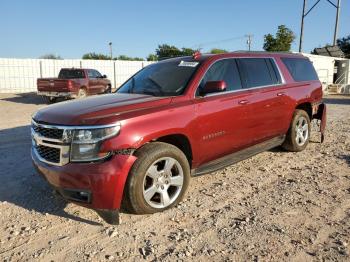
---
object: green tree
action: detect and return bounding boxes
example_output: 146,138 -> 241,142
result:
210,48 -> 229,54
39,54 -> 62,59
116,55 -> 144,61
156,44 -> 182,59
147,54 -> 158,61
263,25 -> 295,52
82,52 -> 110,60
181,47 -> 196,56
337,35 -> 350,58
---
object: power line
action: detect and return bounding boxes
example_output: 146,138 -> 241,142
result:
191,36 -> 246,50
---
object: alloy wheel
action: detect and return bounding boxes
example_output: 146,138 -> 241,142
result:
142,157 -> 184,209
295,116 -> 309,146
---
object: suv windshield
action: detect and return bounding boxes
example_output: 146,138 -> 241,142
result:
117,59 -> 200,96
58,69 -> 85,79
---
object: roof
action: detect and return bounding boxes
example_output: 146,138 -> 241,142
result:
158,51 -> 305,63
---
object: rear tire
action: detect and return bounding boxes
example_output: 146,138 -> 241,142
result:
282,109 -> 311,152
43,96 -> 57,104
123,142 -> 190,215
78,88 -> 87,98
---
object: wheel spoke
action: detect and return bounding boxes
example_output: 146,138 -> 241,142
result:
296,119 -> 301,128
299,135 -> 305,144
160,190 -> 171,206
147,165 -> 159,180
302,124 -> 308,132
169,175 -> 183,186
164,158 -> 176,173
144,185 -> 157,201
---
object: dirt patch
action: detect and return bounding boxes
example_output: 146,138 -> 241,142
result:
0,93 -> 349,261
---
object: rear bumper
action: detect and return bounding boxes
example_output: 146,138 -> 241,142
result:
32,148 -> 137,210
313,102 -> 327,142
37,91 -> 77,98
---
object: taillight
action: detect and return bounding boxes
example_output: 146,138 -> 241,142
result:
67,80 -> 73,89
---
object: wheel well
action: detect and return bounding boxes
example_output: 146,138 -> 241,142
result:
155,134 -> 193,167
296,103 -> 312,119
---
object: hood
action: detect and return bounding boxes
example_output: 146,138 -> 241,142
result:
34,93 -> 172,125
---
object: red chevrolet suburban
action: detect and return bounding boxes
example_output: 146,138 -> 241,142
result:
31,52 -> 326,224
37,68 -> 112,103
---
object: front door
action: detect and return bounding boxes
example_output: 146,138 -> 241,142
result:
87,70 -> 100,94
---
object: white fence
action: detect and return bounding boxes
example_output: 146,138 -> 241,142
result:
0,58 -> 154,93
1,55 -> 347,93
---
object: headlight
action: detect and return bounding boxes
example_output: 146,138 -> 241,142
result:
70,124 -> 120,162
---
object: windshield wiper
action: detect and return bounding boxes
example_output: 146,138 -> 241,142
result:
142,90 -> 158,96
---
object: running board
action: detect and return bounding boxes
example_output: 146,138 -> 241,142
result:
193,135 -> 285,176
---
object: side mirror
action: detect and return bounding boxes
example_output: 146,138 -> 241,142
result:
202,80 -> 227,95
103,75 -> 107,78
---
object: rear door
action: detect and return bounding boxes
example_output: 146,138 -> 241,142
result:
193,59 -> 253,164
236,57 -> 290,142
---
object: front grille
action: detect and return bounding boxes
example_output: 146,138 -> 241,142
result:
32,124 -> 63,139
36,145 -> 61,164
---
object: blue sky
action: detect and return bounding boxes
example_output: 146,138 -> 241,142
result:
0,0 -> 349,59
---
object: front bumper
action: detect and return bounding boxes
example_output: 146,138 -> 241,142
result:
37,91 -> 77,98
32,148 -> 137,211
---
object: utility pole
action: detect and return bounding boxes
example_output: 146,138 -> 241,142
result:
299,0 -> 307,52
299,0 -> 341,52
109,42 -> 113,60
245,34 -> 253,51
333,0 -> 341,45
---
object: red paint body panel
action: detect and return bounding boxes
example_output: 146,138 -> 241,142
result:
32,149 -> 136,209
32,52 -> 326,214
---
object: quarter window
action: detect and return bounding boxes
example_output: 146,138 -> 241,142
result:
197,59 -> 242,95
238,58 -> 279,88
281,57 -> 319,82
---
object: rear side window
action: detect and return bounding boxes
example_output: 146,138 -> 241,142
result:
281,58 -> 319,82
58,69 -> 85,79
237,58 -> 280,88
197,59 -> 242,95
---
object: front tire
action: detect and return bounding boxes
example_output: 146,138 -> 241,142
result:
105,85 -> 112,94
123,142 -> 190,214
282,109 -> 311,152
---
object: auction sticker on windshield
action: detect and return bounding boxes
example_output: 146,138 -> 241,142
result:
178,61 -> 199,67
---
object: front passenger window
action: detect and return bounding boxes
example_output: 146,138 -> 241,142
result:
197,59 -> 242,96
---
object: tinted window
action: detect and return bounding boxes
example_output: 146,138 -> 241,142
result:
197,59 -> 242,95
117,59 -> 200,96
94,70 -> 102,78
238,58 -> 276,88
58,69 -> 85,79
87,70 -> 95,78
281,57 -> 319,82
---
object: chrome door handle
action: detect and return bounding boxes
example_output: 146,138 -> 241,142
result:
238,100 -> 249,105
277,92 -> 285,97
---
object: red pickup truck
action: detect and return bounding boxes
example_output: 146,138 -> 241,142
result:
37,68 -> 111,103
31,52 -> 326,224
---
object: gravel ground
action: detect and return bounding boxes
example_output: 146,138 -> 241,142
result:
0,93 -> 349,262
